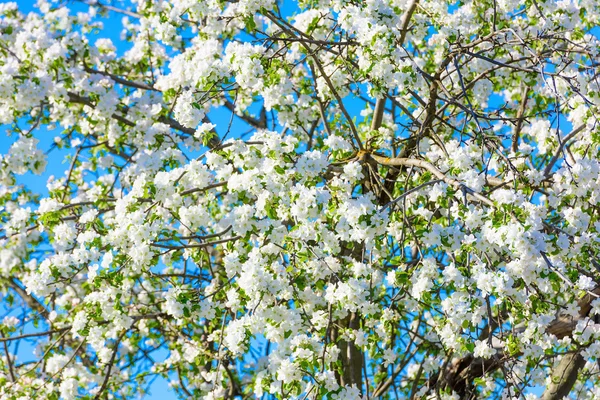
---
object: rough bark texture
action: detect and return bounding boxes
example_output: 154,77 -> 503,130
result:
332,244 -> 365,391
541,352 -> 585,400
339,312 -> 363,388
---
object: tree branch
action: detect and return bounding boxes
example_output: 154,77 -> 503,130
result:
368,154 -> 495,207
541,352 -> 585,400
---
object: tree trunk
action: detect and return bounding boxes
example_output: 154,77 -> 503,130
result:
541,352 -> 585,400
338,312 -> 363,389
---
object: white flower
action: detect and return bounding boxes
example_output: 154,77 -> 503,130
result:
38,198 -> 61,214
182,342 -> 200,360
174,90 -> 205,129
71,311 -> 88,338
342,161 -> 363,182
490,189 -> 517,205
195,122 -> 216,139
2,315 -> 18,328
473,340 -> 496,359
331,385 -> 363,400
577,275 -> 595,291
224,318 -> 247,355
79,209 -> 98,224
428,182 -> 447,203
7,136 -> 47,175
276,359 -> 300,384
325,135 -> 352,152
383,347 -> 397,367
59,377 -> 78,400
296,150 -> 328,178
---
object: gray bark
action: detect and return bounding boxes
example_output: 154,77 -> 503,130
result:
541,352 -> 585,400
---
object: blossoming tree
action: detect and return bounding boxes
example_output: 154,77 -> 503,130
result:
1,0 -> 600,398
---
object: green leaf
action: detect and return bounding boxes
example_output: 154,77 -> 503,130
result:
244,15 -> 256,32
